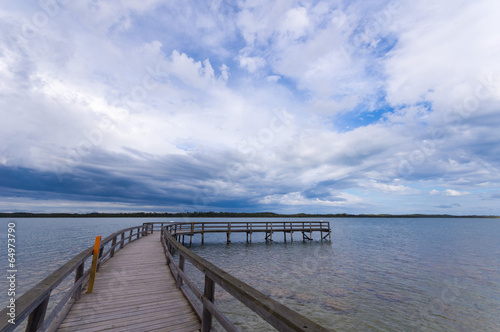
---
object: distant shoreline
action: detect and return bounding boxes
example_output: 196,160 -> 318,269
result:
1,212 -> 499,218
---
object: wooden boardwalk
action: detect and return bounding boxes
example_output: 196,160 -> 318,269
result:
57,234 -> 200,332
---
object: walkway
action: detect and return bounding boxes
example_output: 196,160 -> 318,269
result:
58,234 -> 200,332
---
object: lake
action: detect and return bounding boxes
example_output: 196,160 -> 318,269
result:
1,217 -> 499,331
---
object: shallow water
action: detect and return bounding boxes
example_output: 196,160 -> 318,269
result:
1,217 -> 499,331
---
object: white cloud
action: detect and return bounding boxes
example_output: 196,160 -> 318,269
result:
238,55 -> 266,73
364,180 -> 420,194
430,189 -> 470,196
279,7 -> 310,39
385,0 -> 500,112
259,191 -> 363,207
1,1 -> 499,214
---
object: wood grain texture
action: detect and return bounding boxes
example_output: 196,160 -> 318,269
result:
58,234 -> 200,332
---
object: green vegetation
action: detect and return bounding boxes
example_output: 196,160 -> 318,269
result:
0,212 -> 498,218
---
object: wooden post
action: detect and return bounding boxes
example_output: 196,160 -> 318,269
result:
129,229 -> 133,243
26,295 -> 50,332
87,236 -> 101,294
97,244 -> 104,271
73,262 -> 84,300
250,223 -> 252,243
137,227 -> 140,239
176,255 -> 185,288
290,222 -> 293,243
120,232 -> 125,249
227,222 -> 231,243
110,236 -> 117,257
201,223 -> 205,245
190,222 -> 194,246
246,222 -> 249,243
283,222 -> 286,243
202,275 -> 215,332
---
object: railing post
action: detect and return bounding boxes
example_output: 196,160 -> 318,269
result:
73,262 -> 84,300
201,223 -> 205,244
26,295 -> 50,332
270,222 -> 273,242
283,222 -> 286,242
265,222 -> 268,242
120,232 -> 125,249
137,227 -> 140,239
97,243 -> 104,271
110,236 -> 117,257
176,255 -> 185,288
88,236 -> 101,293
201,275 -> 215,332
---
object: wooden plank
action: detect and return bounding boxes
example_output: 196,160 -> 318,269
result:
164,232 -> 332,332
58,234 -> 200,331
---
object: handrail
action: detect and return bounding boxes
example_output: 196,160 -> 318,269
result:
161,226 -> 332,332
145,221 -> 332,244
145,221 -> 330,235
145,221 -> 330,231
0,224 -> 152,332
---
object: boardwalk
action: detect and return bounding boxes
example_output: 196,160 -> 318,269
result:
58,234 -> 200,332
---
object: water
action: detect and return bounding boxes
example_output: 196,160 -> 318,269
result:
1,218 -> 499,331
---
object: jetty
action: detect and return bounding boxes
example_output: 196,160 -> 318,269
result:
0,221 -> 332,332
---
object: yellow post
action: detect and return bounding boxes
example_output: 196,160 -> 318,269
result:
87,236 -> 101,294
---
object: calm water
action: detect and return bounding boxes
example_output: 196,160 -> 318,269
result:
1,218 -> 499,331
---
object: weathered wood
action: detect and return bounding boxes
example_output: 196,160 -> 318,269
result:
120,232 -> 125,249
26,295 -> 50,332
43,271 -> 90,331
201,223 -> 205,244
58,234 -> 200,332
201,296 -> 238,332
0,225 -> 150,332
73,262 -> 84,301
201,276 -> 215,332
163,231 -> 332,332
177,254 -> 185,288
110,236 -> 117,257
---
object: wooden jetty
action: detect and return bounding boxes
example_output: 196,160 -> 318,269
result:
57,233 -> 200,332
144,220 -> 332,246
0,221 -> 332,332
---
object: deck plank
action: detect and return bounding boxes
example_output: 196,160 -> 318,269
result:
58,234 -> 200,332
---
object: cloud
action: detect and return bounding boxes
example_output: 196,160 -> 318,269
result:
430,189 -> 470,196
0,1 -> 499,214
435,204 -> 461,209
259,191 -> 362,207
363,180 -> 420,194
238,55 -> 266,73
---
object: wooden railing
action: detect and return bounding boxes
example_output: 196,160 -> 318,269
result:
161,225 -> 332,332
0,224 -> 152,332
145,221 -> 331,244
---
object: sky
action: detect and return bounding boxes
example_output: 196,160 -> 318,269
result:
1,0 -> 499,214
